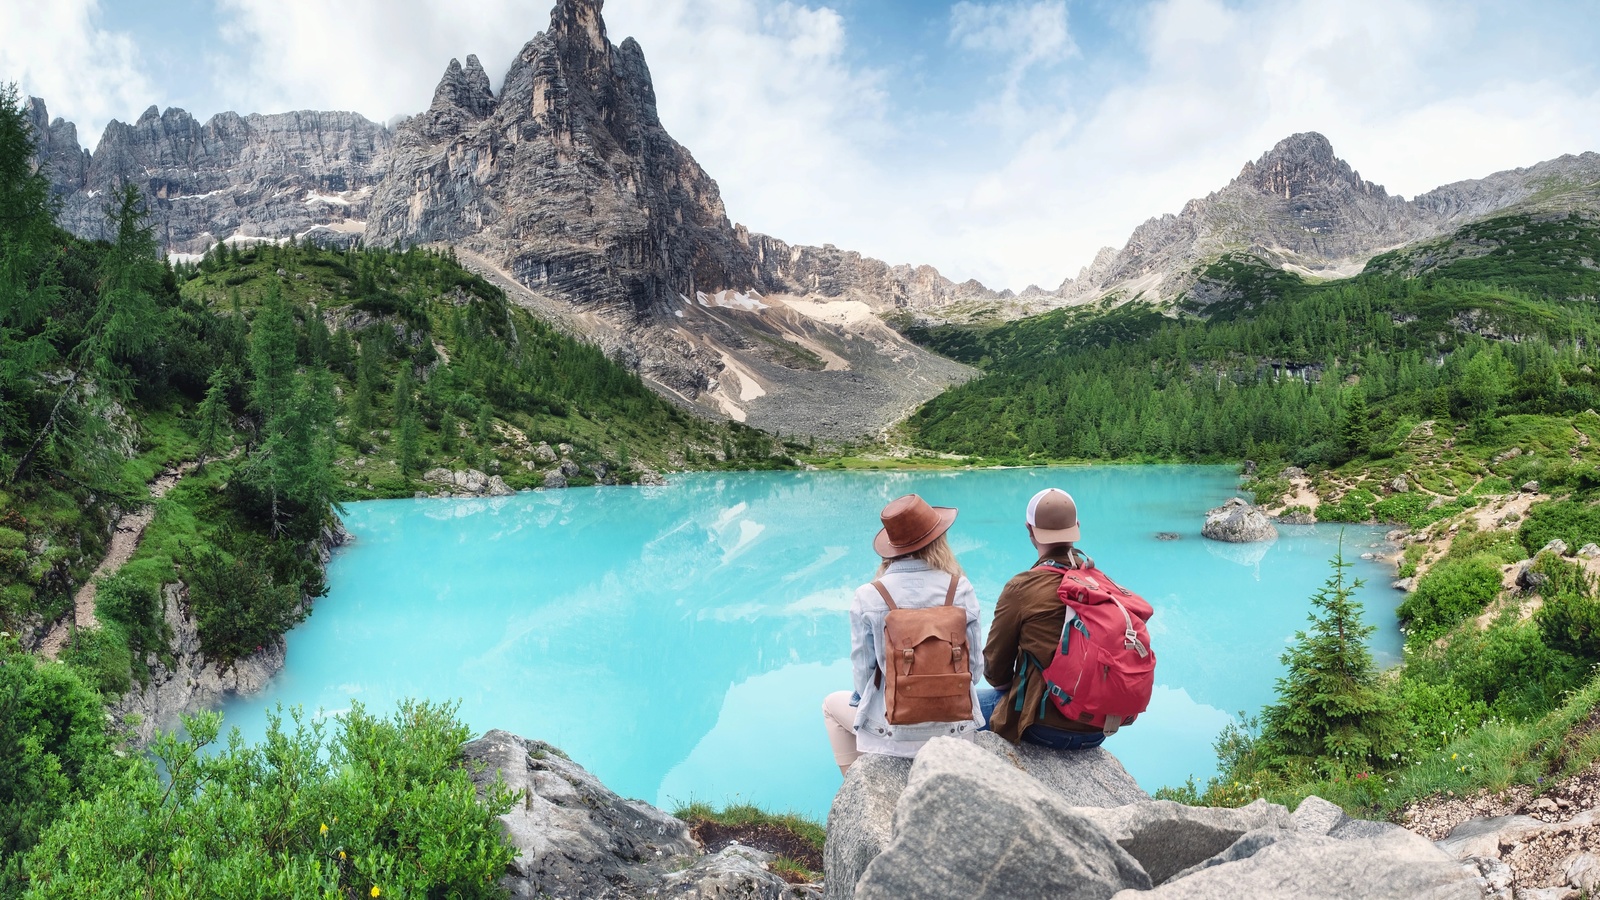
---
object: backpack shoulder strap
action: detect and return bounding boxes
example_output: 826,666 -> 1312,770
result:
943,574 -> 958,606
870,580 -> 899,611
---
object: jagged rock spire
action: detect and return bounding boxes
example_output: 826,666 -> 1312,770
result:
548,0 -> 610,68
431,56 -> 496,118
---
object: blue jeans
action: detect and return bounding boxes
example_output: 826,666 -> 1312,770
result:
976,686 -> 1107,751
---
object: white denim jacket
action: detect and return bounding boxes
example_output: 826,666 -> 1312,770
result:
849,558 -> 985,753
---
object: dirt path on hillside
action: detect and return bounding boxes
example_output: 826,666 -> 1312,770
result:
37,461 -> 198,660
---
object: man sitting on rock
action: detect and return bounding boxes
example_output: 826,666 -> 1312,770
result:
978,487 -> 1154,750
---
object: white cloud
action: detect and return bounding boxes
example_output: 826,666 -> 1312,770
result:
927,0 -> 1600,289
951,0 -> 1074,68
0,0 -> 155,144
599,0 -> 889,244
212,0 -> 553,120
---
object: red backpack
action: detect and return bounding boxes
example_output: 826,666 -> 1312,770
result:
1028,553 -> 1156,735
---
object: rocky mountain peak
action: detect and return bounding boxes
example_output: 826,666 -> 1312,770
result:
430,55 -> 496,119
1234,131 -> 1386,201
550,0 -> 609,61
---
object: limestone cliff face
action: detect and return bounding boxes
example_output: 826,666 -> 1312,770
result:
30,98 -> 390,252
367,0 -> 752,320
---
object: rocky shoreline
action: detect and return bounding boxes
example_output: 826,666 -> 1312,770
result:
107,519 -> 348,744
460,728 -> 1497,899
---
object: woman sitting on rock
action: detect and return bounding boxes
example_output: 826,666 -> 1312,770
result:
822,494 -> 985,776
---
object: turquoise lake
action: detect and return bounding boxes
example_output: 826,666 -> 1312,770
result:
217,467 -> 1399,820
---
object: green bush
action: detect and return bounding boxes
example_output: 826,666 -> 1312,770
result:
1520,499 -> 1600,554
1534,556 -> 1600,659
1393,678 -> 1492,755
58,626 -> 132,697
22,701 -> 515,899
1371,491 -> 1430,526
1398,556 -> 1505,643
1318,488 -> 1378,523
185,545 -> 299,662
1408,614 -> 1588,721
0,637 -> 120,898
94,573 -> 165,674
1446,526 -> 1526,564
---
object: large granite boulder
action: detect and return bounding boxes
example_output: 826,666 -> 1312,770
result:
463,729 -> 797,899
1202,497 -> 1279,543
854,739 -> 1150,899
827,736 -> 1478,900
824,733 -> 1147,899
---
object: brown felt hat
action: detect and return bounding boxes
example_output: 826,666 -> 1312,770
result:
874,493 -> 958,559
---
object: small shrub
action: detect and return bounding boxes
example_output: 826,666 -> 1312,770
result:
22,700 -> 516,898
1371,492 -> 1430,526
1398,555 -> 1504,643
1446,525 -> 1526,564
185,545 -> 299,662
1520,500 -> 1600,554
95,572 -> 165,668
59,625 -> 132,697
1319,488 -> 1378,523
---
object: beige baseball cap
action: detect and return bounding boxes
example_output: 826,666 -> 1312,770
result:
1026,488 -> 1081,543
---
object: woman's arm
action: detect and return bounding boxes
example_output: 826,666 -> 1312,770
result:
848,587 -> 877,701
958,576 -> 985,685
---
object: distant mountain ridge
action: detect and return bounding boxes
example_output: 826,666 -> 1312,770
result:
22,0 -> 1600,433
1054,133 -> 1600,307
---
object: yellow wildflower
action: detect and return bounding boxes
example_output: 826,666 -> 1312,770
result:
339,851 -> 347,861
1451,753 -> 1457,760
371,888 -> 381,898
320,823 -> 329,836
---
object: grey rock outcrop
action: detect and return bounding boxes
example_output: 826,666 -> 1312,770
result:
856,738 -> 1150,900
825,732 -> 1147,900
829,737 -> 1476,900
1112,830 -> 1481,899
1202,498 -> 1279,543
29,98 -> 388,253
463,729 -> 799,899
1074,798 -> 1293,884
108,584 -> 287,744
422,467 -> 515,497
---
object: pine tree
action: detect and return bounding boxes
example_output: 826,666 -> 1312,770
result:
248,280 -> 296,428
1258,543 -> 1396,771
1337,389 -> 1370,459
397,408 -> 421,477
196,367 -> 233,468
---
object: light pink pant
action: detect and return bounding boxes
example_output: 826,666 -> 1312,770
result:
822,690 -> 862,775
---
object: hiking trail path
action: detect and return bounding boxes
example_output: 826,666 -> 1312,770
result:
37,461 -> 198,660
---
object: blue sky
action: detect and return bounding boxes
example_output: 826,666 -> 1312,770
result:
6,0 -> 1600,289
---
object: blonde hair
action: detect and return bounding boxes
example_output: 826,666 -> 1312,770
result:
876,533 -> 964,578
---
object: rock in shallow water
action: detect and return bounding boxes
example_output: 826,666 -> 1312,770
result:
1202,498 -> 1279,543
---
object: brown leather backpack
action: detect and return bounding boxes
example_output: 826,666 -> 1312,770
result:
872,575 -> 973,726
